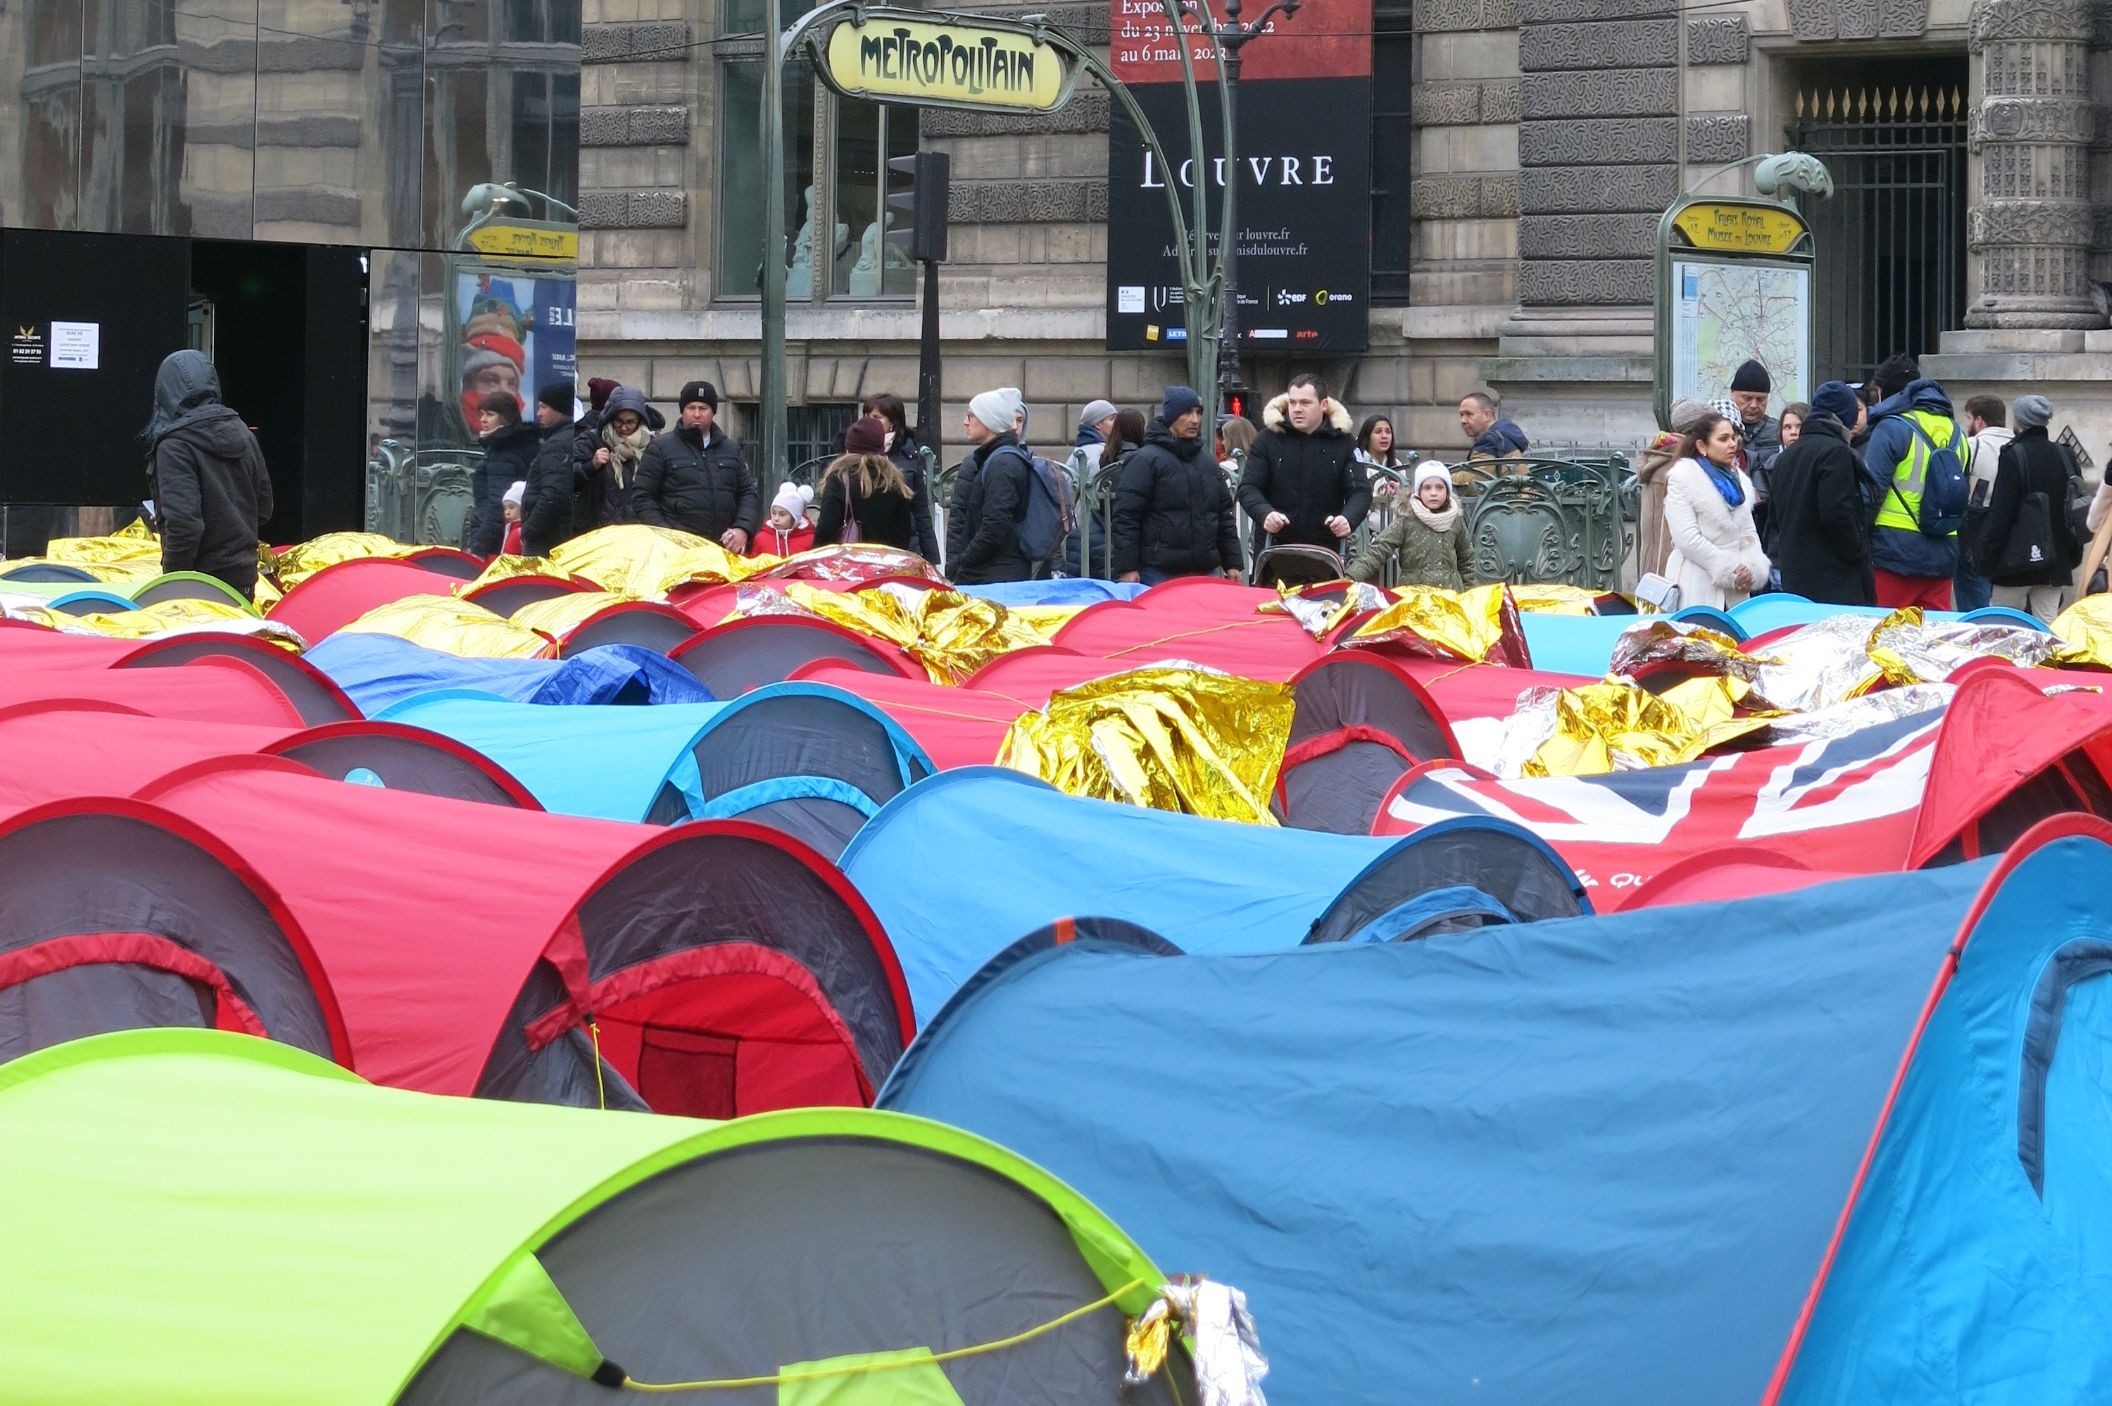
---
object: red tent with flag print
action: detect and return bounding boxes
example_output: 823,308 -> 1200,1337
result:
1374,669 -> 2112,907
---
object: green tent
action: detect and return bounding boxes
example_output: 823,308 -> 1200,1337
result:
0,1030 -> 1184,1404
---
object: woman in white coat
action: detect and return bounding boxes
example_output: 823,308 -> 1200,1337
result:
1663,411 -> 1771,610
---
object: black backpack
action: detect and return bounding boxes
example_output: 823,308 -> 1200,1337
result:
1013,450 -> 1077,578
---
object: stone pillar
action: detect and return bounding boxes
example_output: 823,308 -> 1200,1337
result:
1964,0 -> 2104,329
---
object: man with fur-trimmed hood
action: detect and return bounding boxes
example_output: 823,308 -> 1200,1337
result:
1237,373 -> 1368,562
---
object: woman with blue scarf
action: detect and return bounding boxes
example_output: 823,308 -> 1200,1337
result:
1663,409 -> 1772,609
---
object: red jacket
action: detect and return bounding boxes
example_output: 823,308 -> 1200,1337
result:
750,520 -> 814,558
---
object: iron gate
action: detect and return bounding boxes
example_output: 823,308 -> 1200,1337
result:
1788,71 -> 1967,384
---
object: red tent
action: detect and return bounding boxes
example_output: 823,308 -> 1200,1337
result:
134,760 -> 913,1115
1375,669 -> 2112,900
0,655 -> 307,726
266,557 -> 476,642
669,616 -> 923,696
0,795 -> 349,1065
0,703 -> 537,816
792,663 -> 1030,768
0,627 -> 358,724
1274,654 -> 1461,834
1043,599 -> 1324,679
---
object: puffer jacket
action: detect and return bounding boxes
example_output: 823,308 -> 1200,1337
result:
1469,418 -> 1530,459
945,432 -> 1035,584
520,418 -> 577,558
888,437 -> 943,565
571,387 -> 660,531
1348,508 -> 1475,589
144,351 -> 273,591
1110,419 -> 1241,578
632,423 -> 760,541
467,421 -> 541,555
1237,394 -> 1370,554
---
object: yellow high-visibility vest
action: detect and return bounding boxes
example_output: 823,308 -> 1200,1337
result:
1872,409 -> 1960,535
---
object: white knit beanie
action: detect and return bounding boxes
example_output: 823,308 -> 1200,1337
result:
969,387 -> 1024,435
772,481 -> 813,521
1413,462 -> 1452,496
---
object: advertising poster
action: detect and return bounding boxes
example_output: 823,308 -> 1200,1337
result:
451,265 -> 576,439
1105,0 -> 1372,352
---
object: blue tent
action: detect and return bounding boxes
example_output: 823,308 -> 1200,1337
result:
957,579 -> 1146,608
1723,593 -> 2053,636
841,768 -> 1587,1021
304,633 -> 712,713
883,828 -> 2112,1403
379,685 -> 933,850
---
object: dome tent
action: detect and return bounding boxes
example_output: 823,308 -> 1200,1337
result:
0,1029 -> 1187,1404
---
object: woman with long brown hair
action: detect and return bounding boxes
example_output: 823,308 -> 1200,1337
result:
1663,410 -> 1770,609
815,414 -> 919,549
860,392 -> 941,563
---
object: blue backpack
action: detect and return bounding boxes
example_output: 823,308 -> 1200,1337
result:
1012,450 -> 1076,577
1899,414 -> 1969,538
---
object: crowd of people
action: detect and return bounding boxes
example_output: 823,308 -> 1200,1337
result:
134,340 -> 2099,621
1636,355 -> 2095,623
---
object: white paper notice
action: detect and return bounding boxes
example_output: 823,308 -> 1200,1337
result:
49,321 -> 99,370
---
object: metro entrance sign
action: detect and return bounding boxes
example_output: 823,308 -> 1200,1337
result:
1653,192 -> 1819,430
816,14 -> 1073,112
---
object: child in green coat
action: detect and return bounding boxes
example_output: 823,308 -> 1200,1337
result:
1348,462 -> 1477,588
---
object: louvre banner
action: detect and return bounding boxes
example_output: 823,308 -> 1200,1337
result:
1105,0 -> 1371,353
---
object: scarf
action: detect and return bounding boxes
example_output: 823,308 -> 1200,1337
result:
1408,497 -> 1460,533
601,421 -> 651,490
1693,456 -> 1744,508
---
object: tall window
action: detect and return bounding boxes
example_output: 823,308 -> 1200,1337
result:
716,2 -> 919,302
1370,0 -> 1413,303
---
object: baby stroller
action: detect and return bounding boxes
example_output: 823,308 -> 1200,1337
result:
1249,536 -> 1346,589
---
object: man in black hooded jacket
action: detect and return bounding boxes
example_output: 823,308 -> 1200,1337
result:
143,349 -> 272,597
1238,373 -> 1368,560
1112,386 -> 1241,583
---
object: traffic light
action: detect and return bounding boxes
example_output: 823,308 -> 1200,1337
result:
1222,387 -> 1249,420
886,151 -> 950,264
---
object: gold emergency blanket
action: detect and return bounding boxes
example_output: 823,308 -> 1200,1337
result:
1504,678 -> 1768,778
1339,584 -> 1530,665
271,532 -> 419,588
2052,593 -> 2112,665
1509,583 -> 1631,616
507,591 -> 644,641
747,542 -> 950,586
1865,606 -> 2082,684
0,596 -> 304,649
735,582 -> 1055,683
1607,618 -> 1769,682
463,555 -> 583,590
1262,582 -> 1392,640
997,666 -> 1296,824
337,595 -> 555,659
547,525 -> 768,600
9,518 -> 164,583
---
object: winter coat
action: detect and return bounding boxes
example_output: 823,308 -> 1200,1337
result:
1861,378 -> 1961,579
1238,394 -> 1370,554
1633,432 -> 1685,580
749,519 -> 815,557
1469,419 -> 1530,460
815,469 -> 920,550
1965,424 -> 2013,501
945,432 -> 1035,584
1764,414 -> 1874,607
466,422 -> 542,556
145,352 -> 273,591
569,386 -> 658,531
1980,427 -> 2081,588
520,419 -> 577,557
1347,508 -> 1475,590
1663,456 -> 1770,611
632,424 -> 760,541
888,439 -> 944,565
1110,419 -> 1241,578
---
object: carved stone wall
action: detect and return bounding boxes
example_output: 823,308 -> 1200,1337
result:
1965,0 -> 2105,327
1788,0 -> 1930,39
1513,0 -> 1676,308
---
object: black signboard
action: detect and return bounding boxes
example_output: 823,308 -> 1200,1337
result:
1105,77 -> 1371,353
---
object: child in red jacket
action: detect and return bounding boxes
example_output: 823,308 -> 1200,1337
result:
752,481 -> 815,557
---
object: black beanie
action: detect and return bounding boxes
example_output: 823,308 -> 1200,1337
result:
1730,360 -> 1770,394
536,382 -> 573,417
679,379 -> 720,411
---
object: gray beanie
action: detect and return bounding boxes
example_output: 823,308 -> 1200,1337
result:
969,386 -> 1024,435
2013,394 -> 2053,432
1668,398 -> 1711,434
1080,398 -> 1118,428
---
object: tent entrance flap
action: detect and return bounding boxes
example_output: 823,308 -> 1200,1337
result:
460,1251 -> 614,1384
532,943 -> 873,1117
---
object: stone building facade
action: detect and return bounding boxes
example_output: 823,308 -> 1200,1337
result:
578,0 -> 2112,468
